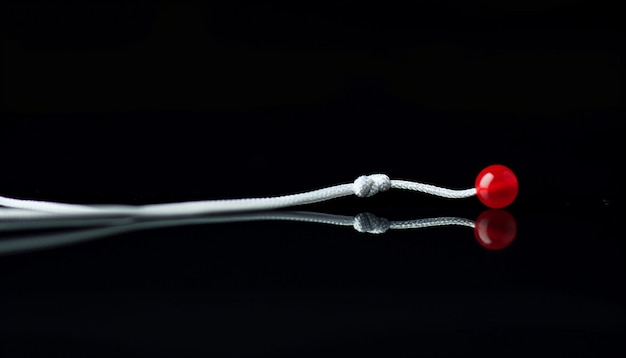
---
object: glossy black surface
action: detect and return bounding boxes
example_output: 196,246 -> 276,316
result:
1,1 -> 624,357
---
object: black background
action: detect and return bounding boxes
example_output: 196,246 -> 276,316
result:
1,1 -> 624,357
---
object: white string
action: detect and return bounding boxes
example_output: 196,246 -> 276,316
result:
0,209 -> 476,255
0,174 -> 476,218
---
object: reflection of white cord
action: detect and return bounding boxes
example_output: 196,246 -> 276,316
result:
0,174 -> 476,218
0,210 -> 476,255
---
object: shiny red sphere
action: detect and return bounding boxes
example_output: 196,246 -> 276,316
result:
475,164 -> 518,209
474,209 -> 517,250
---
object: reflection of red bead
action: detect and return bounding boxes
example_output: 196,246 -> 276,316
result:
475,164 -> 518,209
474,209 -> 517,250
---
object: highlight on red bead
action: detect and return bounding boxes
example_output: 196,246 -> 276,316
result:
474,209 -> 517,250
475,164 -> 518,209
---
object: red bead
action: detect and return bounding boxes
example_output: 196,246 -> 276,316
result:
475,164 -> 518,209
474,209 -> 517,250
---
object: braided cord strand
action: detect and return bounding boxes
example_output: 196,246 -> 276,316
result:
390,180 -> 476,199
0,174 -> 476,218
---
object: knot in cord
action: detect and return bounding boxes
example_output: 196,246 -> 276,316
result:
353,212 -> 390,234
353,174 -> 391,198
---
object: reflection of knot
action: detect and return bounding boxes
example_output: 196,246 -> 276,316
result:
353,212 -> 390,234
353,174 -> 391,198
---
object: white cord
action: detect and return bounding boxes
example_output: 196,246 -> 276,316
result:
0,174 -> 476,218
